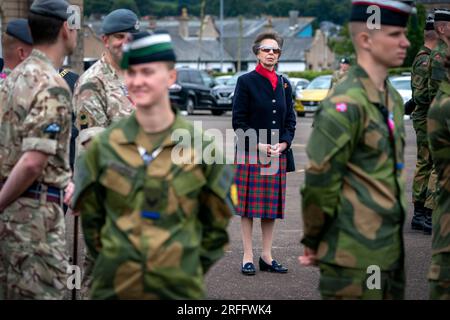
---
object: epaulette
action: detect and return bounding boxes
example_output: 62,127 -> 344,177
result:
59,68 -> 69,78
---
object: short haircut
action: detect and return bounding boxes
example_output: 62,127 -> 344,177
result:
165,61 -> 175,70
28,12 -> 64,45
1,33 -> 17,55
434,21 -> 448,35
252,31 -> 284,55
424,29 -> 438,42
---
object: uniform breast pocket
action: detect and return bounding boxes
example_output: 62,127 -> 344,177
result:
170,166 -> 207,217
99,164 -> 138,210
412,73 -> 427,90
363,119 -> 390,152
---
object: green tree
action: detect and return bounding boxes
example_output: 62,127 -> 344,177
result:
111,0 -> 141,16
329,24 -> 355,61
84,0 -> 354,23
404,3 -> 426,67
135,0 -> 154,16
84,0 -> 111,17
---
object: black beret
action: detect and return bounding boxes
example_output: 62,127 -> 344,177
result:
425,13 -> 435,31
6,19 -> 33,45
434,8 -> 450,22
350,0 -> 416,27
101,9 -> 140,35
340,58 -> 350,64
30,0 -> 71,21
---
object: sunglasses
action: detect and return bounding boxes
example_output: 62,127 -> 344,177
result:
259,46 -> 281,54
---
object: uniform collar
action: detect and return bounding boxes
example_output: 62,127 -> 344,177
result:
30,49 -> 57,70
116,108 -> 184,148
100,52 -> 122,80
421,45 -> 432,54
351,64 -> 397,110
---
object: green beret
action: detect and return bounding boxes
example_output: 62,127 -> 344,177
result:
121,31 -> 176,69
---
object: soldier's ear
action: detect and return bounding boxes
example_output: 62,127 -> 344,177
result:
168,67 -> 177,87
101,35 -> 110,48
357,31 -> 372,52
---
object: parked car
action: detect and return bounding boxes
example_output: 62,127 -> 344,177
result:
214,75 -> 232,86
295,75 -> 332,117
293,78 -> 310,99
211,71 -> 249,115
390,75 -> 413,119
389,75 -> 412,105
169,68 -> 219,115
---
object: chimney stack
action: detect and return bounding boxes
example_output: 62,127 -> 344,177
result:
289,10 -> 299,27
179,8 -> 189,38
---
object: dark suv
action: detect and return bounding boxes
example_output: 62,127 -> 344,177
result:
170,68 -> 223,115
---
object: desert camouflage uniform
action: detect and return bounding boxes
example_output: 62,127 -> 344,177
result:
72,111 -> 236,299
73,52 -> 135,298
411,46 -> 437,210
0,68 -> 12,88
427,81 -> 450,300
73,53 -> 134,132
0,49 -> 71,299
301,65 -> 406,299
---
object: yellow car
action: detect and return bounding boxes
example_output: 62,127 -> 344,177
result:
295,75 -> 332,117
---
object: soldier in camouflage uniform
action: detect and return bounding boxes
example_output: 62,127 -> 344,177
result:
299,0 -> 414,299
0,19 -> 33,87
410,14 -> 439,234
429,9 -> 450,101
72,31 -> 236,299
427,52 -> 450,300
420,8 -> 450,234
73,9 -> 139,134
331,58 -> 350,89
0,0 -> 78,299
72,9 -> 140,298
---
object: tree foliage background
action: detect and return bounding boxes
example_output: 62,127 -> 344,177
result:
84,0 -> 351,24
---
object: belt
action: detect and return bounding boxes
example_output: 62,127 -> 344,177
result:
0,181 -> 62,205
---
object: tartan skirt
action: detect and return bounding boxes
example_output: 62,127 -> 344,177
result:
234,153 -> 287,219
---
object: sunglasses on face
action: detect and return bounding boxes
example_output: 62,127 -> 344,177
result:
259,46 -> 281,54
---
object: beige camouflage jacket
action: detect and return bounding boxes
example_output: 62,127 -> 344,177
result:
73,53 -> 134,132
0,49 -> 72,188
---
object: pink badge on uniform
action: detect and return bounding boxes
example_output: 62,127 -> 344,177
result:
388,113 -> 395,133
335,103 -> 347,112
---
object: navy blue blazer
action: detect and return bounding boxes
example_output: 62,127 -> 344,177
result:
232,70 -> 296,151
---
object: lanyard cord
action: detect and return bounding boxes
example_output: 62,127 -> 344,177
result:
137,145 -> 164,166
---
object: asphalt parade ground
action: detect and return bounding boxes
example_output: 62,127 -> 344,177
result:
65,112 -> 430,300
199,112 -> 430,300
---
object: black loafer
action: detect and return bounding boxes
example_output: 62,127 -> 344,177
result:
259,257 -> 288,273
241,262 -> 256,275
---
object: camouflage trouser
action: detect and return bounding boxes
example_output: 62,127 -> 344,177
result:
319,263 -> 405,300
412,117 -> 437,209
79,245 -> 94,299
428,253 -> 450,300
0,197 -> 69,299
429,280 -> 450,300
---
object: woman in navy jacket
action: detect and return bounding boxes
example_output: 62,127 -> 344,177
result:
232,31 -> 296,275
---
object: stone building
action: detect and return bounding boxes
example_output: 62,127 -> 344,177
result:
0,0 -> 84,74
